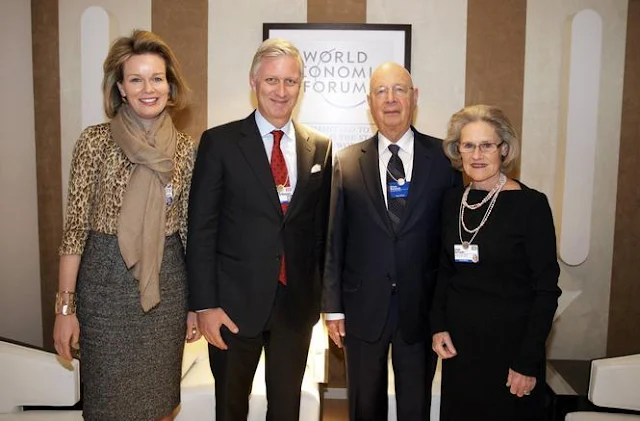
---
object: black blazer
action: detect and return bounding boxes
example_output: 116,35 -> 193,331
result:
322,128 -> 461,344
187,112 -> 332,336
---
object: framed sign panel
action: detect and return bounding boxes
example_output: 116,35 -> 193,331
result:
264,23 -> 411,152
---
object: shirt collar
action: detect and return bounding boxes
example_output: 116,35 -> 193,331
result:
378,128 -> 414,154
255,109 -> 294,140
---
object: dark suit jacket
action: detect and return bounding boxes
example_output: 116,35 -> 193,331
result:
187,112 -> 332,337
322,128 -> 461,344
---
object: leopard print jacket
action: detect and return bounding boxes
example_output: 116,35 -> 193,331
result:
59,123 -> 196,255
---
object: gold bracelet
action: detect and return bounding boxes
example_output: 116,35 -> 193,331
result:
55,291 -> 77,315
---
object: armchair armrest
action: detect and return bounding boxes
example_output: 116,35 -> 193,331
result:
306,321 -> 328,384
589,354 -> 640,411
0,340 -> 80,413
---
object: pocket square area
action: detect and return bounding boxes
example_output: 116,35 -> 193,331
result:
310,164 -> 322,173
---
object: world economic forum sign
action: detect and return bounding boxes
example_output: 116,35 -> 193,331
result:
264,24 -> 411,153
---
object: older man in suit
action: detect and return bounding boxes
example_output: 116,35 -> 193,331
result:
187,39 -> 332,421
322,62 -> 462,421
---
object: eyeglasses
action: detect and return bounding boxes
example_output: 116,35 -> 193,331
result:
263,77 -> 300,87
372,84 -> 413,98
458,141 -> 504,154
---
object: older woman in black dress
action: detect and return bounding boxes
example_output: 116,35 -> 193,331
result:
53,30 -> 200,421
431,104 -> 561,421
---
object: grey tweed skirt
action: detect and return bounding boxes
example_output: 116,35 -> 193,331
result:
76,231 -> 188,421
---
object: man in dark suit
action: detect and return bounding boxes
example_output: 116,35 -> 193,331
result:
322,62 -> 462,421
187,39 -> 332,421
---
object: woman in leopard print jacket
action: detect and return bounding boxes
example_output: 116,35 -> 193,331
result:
53,30 -> 200,421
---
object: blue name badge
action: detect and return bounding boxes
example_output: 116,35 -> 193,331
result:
388,181 -> 410,199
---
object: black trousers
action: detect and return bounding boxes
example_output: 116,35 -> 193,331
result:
208,285 -> 313,421
345,296 -> 437,421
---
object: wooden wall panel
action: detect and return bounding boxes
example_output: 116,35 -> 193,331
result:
31,0 -> 63,351
308,0 -> 366,23
608,0 -> 640,357
465,0 -> 527,177
152,0 -> 208,140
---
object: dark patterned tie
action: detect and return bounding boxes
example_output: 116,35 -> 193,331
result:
270,129 -> 288,285
387,144 -> 406,230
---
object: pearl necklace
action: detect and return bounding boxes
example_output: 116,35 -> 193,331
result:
458,173 -> 507,247
461,172 -> 506,210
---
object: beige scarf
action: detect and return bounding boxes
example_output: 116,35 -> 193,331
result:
111,105 -> 177,312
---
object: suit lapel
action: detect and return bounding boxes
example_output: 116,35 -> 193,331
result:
359,136 -> 394,235
284,122 -> 314,222
237,113 -> 282,215
397,130 -> 434,233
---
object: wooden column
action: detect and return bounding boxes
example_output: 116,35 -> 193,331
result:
465,0 -> 527,177
308,0 -> 366,23
32,0 -> 63,351
152,0 -> 209,140
608,0 -> 640,357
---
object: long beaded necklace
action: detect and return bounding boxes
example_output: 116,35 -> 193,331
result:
458,172 -> 507,248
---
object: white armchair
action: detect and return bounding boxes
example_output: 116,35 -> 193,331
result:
176,320 -> 328,421
565,354 -> 640,421
0,321 -> 328,421
0,340 -> 81,420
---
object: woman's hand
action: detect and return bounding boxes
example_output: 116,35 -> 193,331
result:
506,368 -> 536,397
185,311 -> 202,343
432,331 -> 457,359
53,314 -> 80,362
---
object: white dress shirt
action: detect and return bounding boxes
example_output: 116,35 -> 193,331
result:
255,110 -> 298,191
377,129 -> 415,208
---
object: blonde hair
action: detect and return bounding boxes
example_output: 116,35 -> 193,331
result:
249,38 -> 303,80
443,104 -> 519,172
102,29 -> 189,118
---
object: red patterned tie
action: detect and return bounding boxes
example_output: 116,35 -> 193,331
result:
270,130 -> 288,285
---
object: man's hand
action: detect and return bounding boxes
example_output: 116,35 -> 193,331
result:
432,331 -> 458,359
197,308 -> 239,350
326,318 -> 346,348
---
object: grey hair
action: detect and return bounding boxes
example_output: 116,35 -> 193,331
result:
443,104 -> 520,172
249,38 -> 304,80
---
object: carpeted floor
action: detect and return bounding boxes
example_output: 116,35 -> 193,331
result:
322,398 -> 348,421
